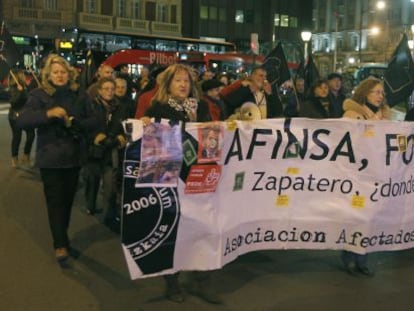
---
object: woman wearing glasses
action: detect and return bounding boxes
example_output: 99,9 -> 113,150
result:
341,77 -> 391,276
83,77 -> 129,232
343,77 -> 390,120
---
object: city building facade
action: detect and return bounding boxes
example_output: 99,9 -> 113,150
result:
1,0 -> 182,65
181,0 -> 312,56
312,0 -> 414,76
1,0 -> 312,67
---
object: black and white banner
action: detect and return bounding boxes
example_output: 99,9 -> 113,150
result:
121,118 -> 414,279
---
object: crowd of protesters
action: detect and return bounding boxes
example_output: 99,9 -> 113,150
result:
8,52 -> 403,304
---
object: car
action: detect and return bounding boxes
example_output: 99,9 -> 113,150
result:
353,63 -> 387,86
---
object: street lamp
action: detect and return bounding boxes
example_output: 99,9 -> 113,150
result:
376,1 -> 386,10
301,31 -> 312,63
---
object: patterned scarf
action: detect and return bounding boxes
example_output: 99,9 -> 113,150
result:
167,97 -> 198,121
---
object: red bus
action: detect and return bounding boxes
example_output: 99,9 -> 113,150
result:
102,48 -> 299,80
101,49 -> 267,77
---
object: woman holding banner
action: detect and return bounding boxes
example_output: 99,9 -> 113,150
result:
342,77 -> 391,276
143,64 -> 221,304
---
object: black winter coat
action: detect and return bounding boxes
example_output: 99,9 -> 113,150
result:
221,84 -> 283,118
145,100 -> 211,122
17,86 -> 97,168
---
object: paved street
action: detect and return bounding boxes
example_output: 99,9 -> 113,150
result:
1,103 -> 414,311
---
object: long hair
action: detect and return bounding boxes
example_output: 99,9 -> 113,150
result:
41,54 -> 79,95
152,64 -> 199,104
352,77 -> 384,106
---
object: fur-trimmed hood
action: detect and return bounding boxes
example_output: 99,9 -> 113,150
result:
343,98 -> 391,120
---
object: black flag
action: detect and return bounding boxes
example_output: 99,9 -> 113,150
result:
262,41 -> 291,87
0,21 -> 23,80
384,33 -> 414,106
78,49 -> 97,93
296,42 -> 320,91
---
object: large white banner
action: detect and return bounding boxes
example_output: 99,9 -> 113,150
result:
121,118 -> 414,279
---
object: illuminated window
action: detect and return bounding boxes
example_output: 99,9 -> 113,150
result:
235,10 -> 244,23
274,14 -> 280,26
281,15 -> 289,27
200,6 -> 208,19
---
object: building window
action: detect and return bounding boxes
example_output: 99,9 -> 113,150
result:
86,0 -> 97,14
118,0 -> 127,18
235,10 -> 244,23
289,16 -> 298,28
281,14 -> 289,27
274,13 -> 280,26
219,8 -> 226,22
245,10 -> 254,23
132,0 -> 141,19
157,3 -> 168,22
209,6 -> 218,20
200,6 -> 208,19
21,0 -> 34,7
171,5 -> 177,24
44,0 -> 57,10
352,36 -> 358,50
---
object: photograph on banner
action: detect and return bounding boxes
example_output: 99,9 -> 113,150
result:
136,121 -> 182,187
197,123 -> 223,163
184,164 -> 222,194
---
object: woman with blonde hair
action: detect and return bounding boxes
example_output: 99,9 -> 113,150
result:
8,69 -> 35,167
17,54 -> 97,263
341,77 -> 391,276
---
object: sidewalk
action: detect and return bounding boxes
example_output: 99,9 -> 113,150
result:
0,101 -> 10,112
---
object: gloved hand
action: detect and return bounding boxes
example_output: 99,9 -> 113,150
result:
116,135 -> 127,148
94,133 -> 107,145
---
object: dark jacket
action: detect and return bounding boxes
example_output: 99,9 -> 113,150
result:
8,86 -> 28,120
16,87 -> 97,168
115,95 -> 136,119
299,96 -> 341,119
328,91 -> 347,118
145,100 -> 211,122
284,92 -> 306,118
200,95 -> 226,121
221,83 -> 283,118
87,96 -> 129,166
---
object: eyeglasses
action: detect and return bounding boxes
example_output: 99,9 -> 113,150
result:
101,87 -> 115,92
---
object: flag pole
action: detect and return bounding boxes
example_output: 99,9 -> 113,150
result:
291,79 -> 300,113
28,67 -> 41,86
9,70 -> 22,89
